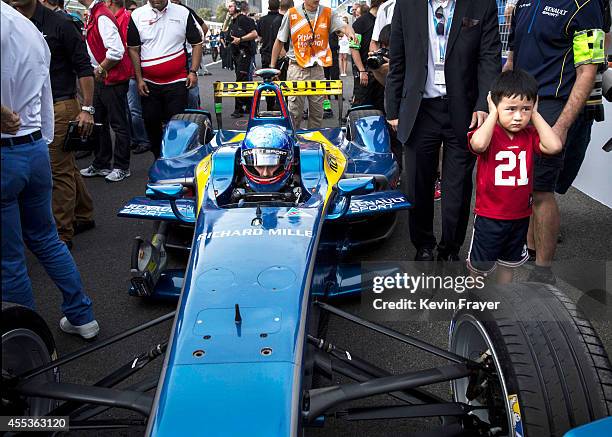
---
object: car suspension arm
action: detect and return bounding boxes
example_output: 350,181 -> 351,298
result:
303,363 -> 473,421
18,311 -> 175,380
13,381 -> 153,416
48,343 -> 167,417
335,402 -> 481,421
308,335 -> 445,405
316,301 -> 479,367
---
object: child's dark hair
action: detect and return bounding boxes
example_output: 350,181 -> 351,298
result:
490,70 -> 538,105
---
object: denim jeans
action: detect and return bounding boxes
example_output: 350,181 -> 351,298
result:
128,78 -> 150,146
1,138 -> 94,325
186,53 -> 201,109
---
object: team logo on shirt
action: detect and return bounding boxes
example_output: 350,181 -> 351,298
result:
541,6 -> 568,18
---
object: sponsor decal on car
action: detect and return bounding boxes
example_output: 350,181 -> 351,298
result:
282,207 -> 313,218
119,203 -> 194,218
349,197 -> 406,213
508,394 -> 524,437
197,228 -> 313,241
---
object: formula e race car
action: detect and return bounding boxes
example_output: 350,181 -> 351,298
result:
2,71 -> 611,437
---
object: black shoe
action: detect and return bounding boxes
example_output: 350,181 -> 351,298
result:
415,248 -> 435,262
527,266 -> 556,285
303,109 -> 309,120
527,248 -> 536,263
75,150 -> 92,160
230,111 -> 243,118
73,220 -> 95,235
323,109 -> 334,119
132,143 -> 151,155
437,252 -> 460,262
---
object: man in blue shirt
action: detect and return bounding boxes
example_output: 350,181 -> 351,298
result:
505,0 -> 605,283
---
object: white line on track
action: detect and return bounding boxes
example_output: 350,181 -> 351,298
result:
204,60 -> 222,68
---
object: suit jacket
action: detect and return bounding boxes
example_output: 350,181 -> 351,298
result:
385,0 -> 501,144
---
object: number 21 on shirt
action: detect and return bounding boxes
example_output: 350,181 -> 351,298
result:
494,150 -> 528,187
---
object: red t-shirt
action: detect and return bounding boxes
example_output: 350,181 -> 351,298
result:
468,124 -> 541,220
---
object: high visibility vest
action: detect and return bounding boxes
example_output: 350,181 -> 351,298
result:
288,6 -> 333,68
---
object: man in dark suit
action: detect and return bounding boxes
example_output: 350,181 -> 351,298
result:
385,0 -> 500,261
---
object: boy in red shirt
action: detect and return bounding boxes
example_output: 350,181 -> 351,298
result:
467,70 -> 562,283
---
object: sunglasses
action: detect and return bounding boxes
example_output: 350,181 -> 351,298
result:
435,6 -> 445,36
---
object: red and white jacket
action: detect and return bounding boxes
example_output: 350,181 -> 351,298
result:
126,2 -> 202,85
85,0 -> 131,85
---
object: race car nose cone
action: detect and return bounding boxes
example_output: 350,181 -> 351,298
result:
258,265 -> 297,291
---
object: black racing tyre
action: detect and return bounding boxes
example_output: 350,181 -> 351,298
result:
449,283 -> 612,437
171,113 -> 214,146
2,302 -> 59,416
346,109 -> 384,141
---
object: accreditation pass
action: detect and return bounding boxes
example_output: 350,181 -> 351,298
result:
0,416 -> 69,432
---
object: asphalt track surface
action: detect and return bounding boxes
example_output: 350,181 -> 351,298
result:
23,57 -> 612,436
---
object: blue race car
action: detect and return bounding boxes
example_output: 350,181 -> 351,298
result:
118,69 -> 408,299
3,71 -> 611,437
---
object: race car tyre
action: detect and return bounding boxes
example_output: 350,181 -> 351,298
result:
346,109 -> 384,141
2,302 -> 59,416
171,113 -> 214,146
449,282 -> 612,437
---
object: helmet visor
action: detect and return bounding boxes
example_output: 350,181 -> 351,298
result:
242,148 -> 289,168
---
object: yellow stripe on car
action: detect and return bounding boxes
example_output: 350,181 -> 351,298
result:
300,131 -> 346,207
195,155 -> 212,213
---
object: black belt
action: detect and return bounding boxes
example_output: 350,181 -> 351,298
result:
1,130 -> 43,147
423,95 -> 449,101
53,95 -> 76,104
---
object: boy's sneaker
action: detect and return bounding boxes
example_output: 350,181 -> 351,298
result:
80,165 -> 111,177
105,168 -> 131,182
59,317 -> 99,340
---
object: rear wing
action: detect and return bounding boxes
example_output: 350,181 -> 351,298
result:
213,80 -> 344,129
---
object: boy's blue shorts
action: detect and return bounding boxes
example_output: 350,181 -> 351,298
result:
467,215 -> 530,275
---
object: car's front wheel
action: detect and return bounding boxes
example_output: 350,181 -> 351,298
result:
449,283 -> 612,436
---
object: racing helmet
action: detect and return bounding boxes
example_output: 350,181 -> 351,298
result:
240,125 -> 294,192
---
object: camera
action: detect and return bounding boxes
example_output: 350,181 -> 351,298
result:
366,48 -> 389,70
235,1 -> 244,12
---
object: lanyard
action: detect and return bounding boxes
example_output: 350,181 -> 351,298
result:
302,4 -> 319,47
429,0 -> 455,62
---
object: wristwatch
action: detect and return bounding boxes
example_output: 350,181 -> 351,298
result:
81,105 -> 95,115
189,69 -> 198,75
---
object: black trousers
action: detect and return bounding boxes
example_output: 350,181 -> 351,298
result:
352,68 -> 385,112
404,98 -> 475,256
233,50 -> 252,113
92,81 -> 130,170
141,81 -> 187,158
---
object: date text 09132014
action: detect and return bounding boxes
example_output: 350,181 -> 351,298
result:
0,416 -> 69,431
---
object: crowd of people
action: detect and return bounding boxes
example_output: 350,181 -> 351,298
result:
1,0 -> 610,339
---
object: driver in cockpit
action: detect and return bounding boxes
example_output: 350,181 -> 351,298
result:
234,124 -> 302,202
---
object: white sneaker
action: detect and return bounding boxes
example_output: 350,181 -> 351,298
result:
80,165 -> 111,177
105,168 -> 131,182
59,317 -> 99,339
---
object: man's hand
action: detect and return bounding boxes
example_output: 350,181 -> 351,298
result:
76,111 -> 94,137
551,123 -> 568,146
231,36 -> 241,45
137,79 -> 150,97
387,118 -> 398,131
469,111 -> 488,129
94,66 -> 107,83
186,72 -> 198,89
359,71 -> 368,86
1,106 -> 20,135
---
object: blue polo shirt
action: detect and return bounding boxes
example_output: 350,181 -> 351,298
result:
509,0 -> 605,99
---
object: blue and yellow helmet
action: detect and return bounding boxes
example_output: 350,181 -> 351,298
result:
240,125 -> 294,192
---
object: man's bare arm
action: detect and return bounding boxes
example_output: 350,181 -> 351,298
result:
553,63 -> 597,143
270,39 -> 284,68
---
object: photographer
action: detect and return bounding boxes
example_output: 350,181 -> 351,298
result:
228,0 -> 258,118
351,0 -> 384,111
